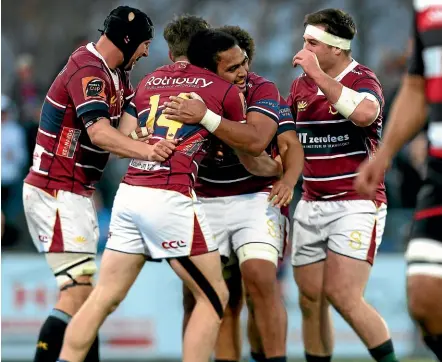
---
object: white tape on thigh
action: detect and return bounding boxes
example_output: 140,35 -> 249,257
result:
130,130 -> 138,140
406,238 -> 442,277
236,243 -> 278,266
141,127 -> 149,137
50,255 -> 97,287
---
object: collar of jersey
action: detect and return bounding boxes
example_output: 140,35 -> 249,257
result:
86,42 -> 116,74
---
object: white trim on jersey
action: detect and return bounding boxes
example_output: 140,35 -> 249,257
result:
80,144 -> 110,154
247,106 -> 279,120
138,104 -> 165,117
423,46 -> 442,78
76,99 -> 109,111
75,163 -> 104,172
278,120 -> 297,126
198,175 -> 253,183
413,0 -> 442,11
321,191 -> 348,199
296,118 -> 348,125
38,128 -> 57,138
306,151 -> 367,160
32,169 -> 49,176
46,96 -> 67,109
303,172 -> 359,182
125,93 -> 135,101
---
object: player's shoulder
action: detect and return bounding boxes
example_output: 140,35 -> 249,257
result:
349,63 -> 380,82
69,45 -> 105,71
247,72 -> 277,89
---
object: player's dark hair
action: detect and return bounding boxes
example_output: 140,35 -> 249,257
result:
304,8 -> 356,42
163,14 -> 210,58
187,29 -> 238,73
217,25 -> 255,64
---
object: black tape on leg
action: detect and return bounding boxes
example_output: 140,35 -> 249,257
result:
175,257 -> 224,320
55,257 -> 95,292
60,281 -> 93,292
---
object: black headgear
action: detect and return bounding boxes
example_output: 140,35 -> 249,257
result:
100,6 -> 154,67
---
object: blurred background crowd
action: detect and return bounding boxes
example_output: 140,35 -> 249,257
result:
1,0 -> 422,254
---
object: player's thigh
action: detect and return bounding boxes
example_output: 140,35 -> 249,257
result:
327,200 -> 387,265
230,192 -> 284,267
200,196 -> 230,259
291,200 -> 327,267
128,186 -> 217,260
94,248 -> 145,304
106,184 -> 147,256
23,184 -> 99,254
405,182 -> 442,278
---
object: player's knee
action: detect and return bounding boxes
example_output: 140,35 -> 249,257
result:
242,266 -> 277,300
299,293 -> 322,319
324,282 -> 359,315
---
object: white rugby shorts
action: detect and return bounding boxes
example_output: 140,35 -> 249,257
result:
291,199 -> 387,266
106,183 -> 216,259
200,192 -> 285,260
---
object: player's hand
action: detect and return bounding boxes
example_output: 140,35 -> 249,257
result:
145,139 -> 177,162
268,178 -> 294,208
162,93 -> 207,125
292,49 -> 322,78
129,126 -> 153,142
354,156 -> 390,198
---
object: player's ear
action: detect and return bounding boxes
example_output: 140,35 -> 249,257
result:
333,47 -> 342,56
168,50 -> 175,63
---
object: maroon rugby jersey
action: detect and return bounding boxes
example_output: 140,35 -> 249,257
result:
122,61 -> 245,190
195,72 -> 295,197
410,0 -> 442,185
288,60 -> 386,202
25,43 -> 133,196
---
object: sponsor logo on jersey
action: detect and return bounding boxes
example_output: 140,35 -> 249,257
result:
56,127 -> 81,158
297,100 -> 308,112
144,76 -> 214,88
82,77 -> 106,100
298,132 -> 350,144
329,105 -> 339,115
176,133 -> 206,157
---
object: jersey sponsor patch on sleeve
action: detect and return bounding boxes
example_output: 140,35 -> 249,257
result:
56,127 -> 81,158
81,77 -> 106,100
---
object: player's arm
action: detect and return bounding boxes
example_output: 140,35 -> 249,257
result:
293,50 -> 380,127
163,88 -> 278,156
236,150 -> 283,177
68,67 -> 173,161
277,131 -> 304,186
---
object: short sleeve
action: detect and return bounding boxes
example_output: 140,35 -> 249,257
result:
247,82 -> 280,123
66,66 -> 111,118
352,77 -> 384,109
277,96 -> 297,135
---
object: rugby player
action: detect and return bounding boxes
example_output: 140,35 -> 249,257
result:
288,8 -> 399,362
57,29 -> 248,362
355,0 -> 442,359
22,6 -> 163,362
165,26 -> 303,362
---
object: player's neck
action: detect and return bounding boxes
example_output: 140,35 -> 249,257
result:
324,57 -> 353,79
95,36 -> 123,70
174,56 -> 189,63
